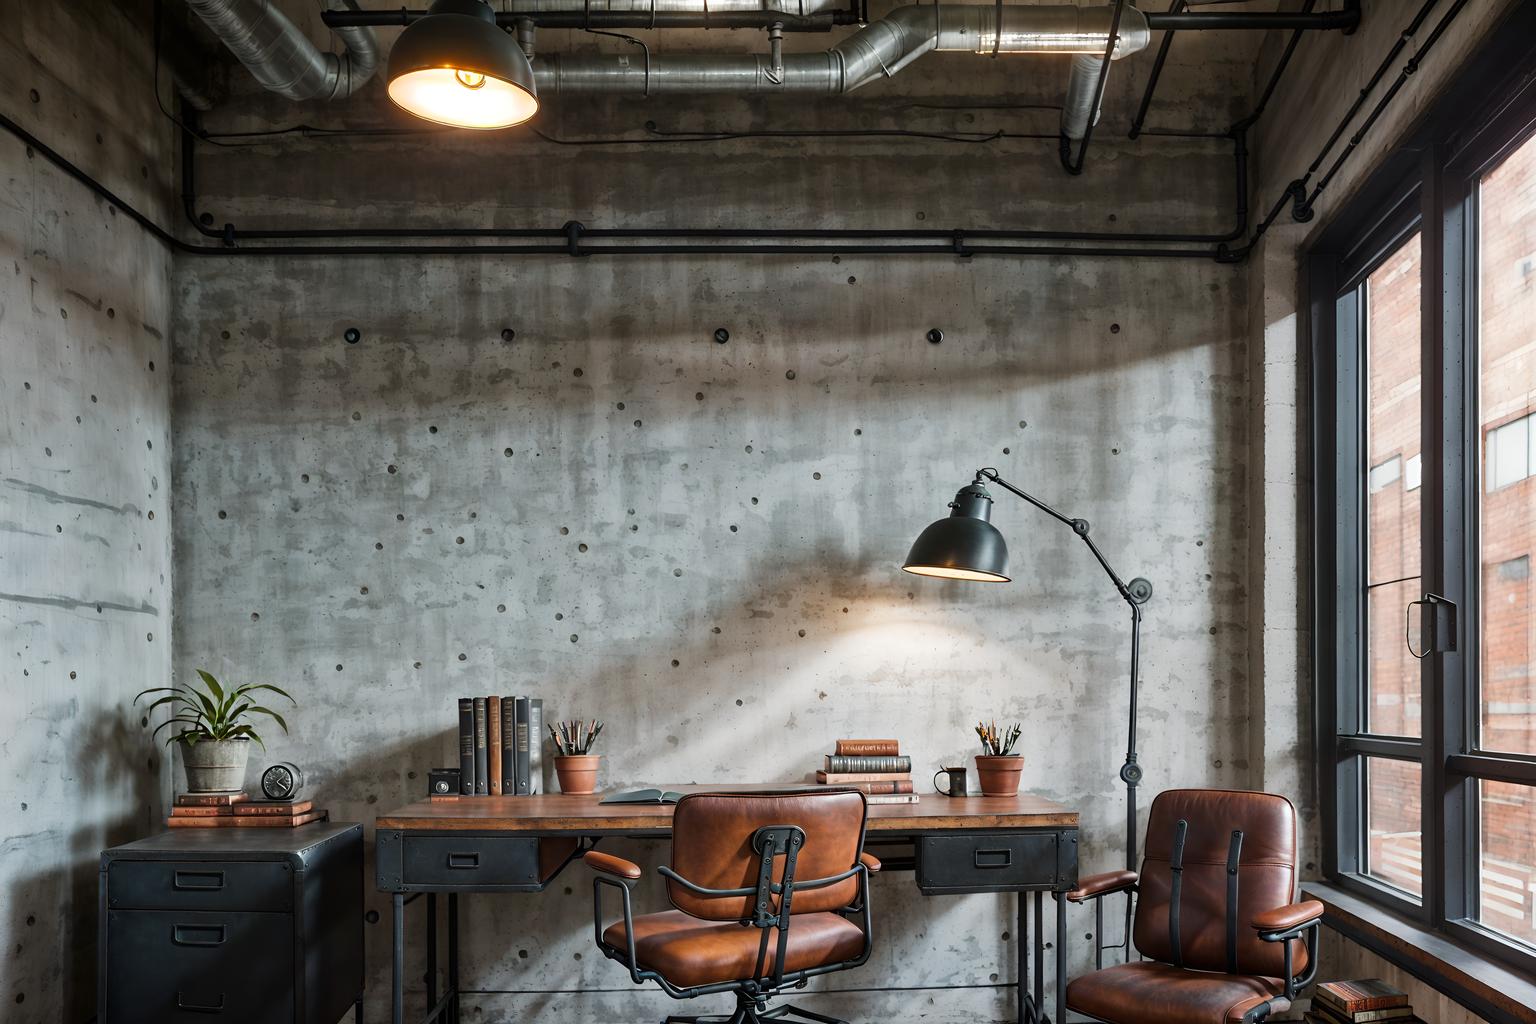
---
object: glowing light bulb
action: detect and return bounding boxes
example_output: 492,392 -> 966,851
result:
455,70 -> 487,90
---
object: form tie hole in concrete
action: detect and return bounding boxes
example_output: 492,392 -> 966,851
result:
459,653 -> 467,661
352,412 -> 361,421
336,664 -> 343,672
729,525 -> 738,533
745,445 -> 753,453
456,537 -> 465,545
735,698 -> 743,706
251,613 -> 260,621
634,419 -> 642,428
617,402 -> 625,410
695,392 -> 704,401
388,465 -> 397,474
751,497 -> 758,505
218,510 -> 227,519
813,472 -> 822,480
221,330 -> 230,340
714,328 -> 730,344
1003,448 -> 1011,455
798,630 -> 806,638
504,448 -> 513,457
854,428 -> 861,435
785,370 -> 796,380
396,513 -> 404,521
1110,323 -> 1121,334
672,659 -> 681,668
555,613 -> 563,620
573,368 -> 583,377
712,626 -> 721,634
673,568 -> 683,577
848,276 -> 856,285
578,543 -> 588,552
29,88 -> 39,103
375,542 -> 383,550
502,328 -> 516,342
497,604 -> 506,613
360,586 -> 369,595
429,425 -> 438,434
70,671 -> 77,680
927,328 -> 944,344
91,395 -> 98,403
147,511 -> 155,520
560,526 -> 569,536
570,634 -> 579,643
344,327 -> 361,345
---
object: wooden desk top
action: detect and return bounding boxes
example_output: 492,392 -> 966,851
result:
376,786 -> 1076,834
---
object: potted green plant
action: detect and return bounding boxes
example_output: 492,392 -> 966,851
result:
135,670 -> 295,793
549,719 -> 603,794
974,720 -> 1024,796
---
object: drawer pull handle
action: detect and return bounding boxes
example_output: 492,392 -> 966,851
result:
173,870 -> 226,891
974,848 -> 1013,869
172,924 -> 227,947
447,852 -> 480,869
176,991 -> 226,1013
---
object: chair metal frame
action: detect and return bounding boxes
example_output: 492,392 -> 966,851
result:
592,821 -> 875,1024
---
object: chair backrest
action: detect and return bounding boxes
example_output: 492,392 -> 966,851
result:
667,789 -> 867,922
1132,789 -> 1305,978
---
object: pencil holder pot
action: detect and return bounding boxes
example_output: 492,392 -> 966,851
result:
554,754 -> 600,794
180,737 -> 251,793
974,755 -> 1023,797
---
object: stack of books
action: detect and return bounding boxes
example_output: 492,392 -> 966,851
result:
1307,980 -> 1418,1024
167,793 -> 326,828
816,739 -> 918,804
456,696 -> 544,796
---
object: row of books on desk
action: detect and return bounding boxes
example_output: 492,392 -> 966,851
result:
457,696 -> 543,795
167,792 -> 326,828
815,739 -> 918,804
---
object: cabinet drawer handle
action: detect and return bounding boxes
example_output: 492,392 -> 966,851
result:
176,991 -> 226,1013
447,852 -> 480,869
974,848 -> 1013,869
173,870 -> 226,891
172,923 -> 227,947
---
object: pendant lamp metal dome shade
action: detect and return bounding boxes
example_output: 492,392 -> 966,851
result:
387,0 -> 538,129
902,482 -> 1011,582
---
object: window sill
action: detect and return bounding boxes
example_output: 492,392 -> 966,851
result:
1303,882 -> 1536,1024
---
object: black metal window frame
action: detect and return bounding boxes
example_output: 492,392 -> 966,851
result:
1308,6 -> 1536,981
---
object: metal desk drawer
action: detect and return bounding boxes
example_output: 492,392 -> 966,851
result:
104,909 -> 293,1024
402,835 -> 543,887
107,859 -> 293,913
916,831 -> 1074,893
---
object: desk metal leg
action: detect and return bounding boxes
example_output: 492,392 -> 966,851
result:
1054,893 -> 1067,1024
448,893 -> 461,1024
1017,891 -> 1030,1024
426,893 -> 438,1017
1033,892 -> 1044,1016
355,996 -> 364,1024
392,893 -> 405,1024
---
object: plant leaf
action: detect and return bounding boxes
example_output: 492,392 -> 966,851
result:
244,706 -> 289,734
236,683 -> 297,706
133,686 -> 178,704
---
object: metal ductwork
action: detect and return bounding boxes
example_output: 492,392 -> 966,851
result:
534,4 -> 1150,95
185,0 -> 381,101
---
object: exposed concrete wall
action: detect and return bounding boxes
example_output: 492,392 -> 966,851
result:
1246,1 -> 1517,1020
0,1 -> 176,1019
169,5 -> 1264,1019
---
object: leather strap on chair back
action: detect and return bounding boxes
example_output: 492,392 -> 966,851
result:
668,790 -> 867,922
1132,789 -> 1305,977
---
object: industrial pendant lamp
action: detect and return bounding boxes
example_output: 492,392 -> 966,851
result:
387,0 -> 538,130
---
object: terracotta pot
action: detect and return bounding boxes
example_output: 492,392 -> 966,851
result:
180,736 -> 251,793
554,754 -> 600,795
974,755 -> 1023,797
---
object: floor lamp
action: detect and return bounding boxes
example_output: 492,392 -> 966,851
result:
901,469 -> 1153,874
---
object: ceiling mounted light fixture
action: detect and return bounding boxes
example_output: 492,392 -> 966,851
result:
386,0 -> 538,130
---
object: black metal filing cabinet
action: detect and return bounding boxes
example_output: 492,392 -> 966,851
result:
99,822 -> 364,1024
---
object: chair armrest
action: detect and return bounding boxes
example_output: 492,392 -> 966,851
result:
859,851 -> 881,874
1254,899 -> 1324,938
1065,869 -> 1139,903
584,850 -> 642,880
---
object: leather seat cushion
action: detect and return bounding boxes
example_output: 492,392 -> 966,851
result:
603,910 -> 866,988
1066,961 -> 1289,1024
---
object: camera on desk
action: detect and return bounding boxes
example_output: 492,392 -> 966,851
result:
428,768 -> 461,796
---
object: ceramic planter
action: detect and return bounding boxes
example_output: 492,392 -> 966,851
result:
974,754 -> 1023,797
553,754 -> 600,794
180,736 -> 252,793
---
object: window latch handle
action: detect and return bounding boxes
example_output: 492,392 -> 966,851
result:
1406,593 -> 1457,658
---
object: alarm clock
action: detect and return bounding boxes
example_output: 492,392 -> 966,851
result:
260,761 -> 304,801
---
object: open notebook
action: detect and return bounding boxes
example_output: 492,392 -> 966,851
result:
600,788 -> 685,804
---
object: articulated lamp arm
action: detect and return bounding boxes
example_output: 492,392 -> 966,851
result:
974,468 -> 1152,873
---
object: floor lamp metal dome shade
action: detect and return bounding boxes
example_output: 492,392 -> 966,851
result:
902,483 -> 1011,582
386,0 -> 538,129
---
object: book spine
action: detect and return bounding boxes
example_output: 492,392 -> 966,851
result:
458,698 -> 475,795
514,697 -> 532,796
473,697 -> 489,795
825,754 -> 911,773
500,697 -> 516,794
528,698 -> 543,795
835,739 -> 900,756
817,771 -> 912,784
864,794 -> 921,805
488,696 -> 503,796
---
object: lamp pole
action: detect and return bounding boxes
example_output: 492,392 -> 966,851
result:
973,469 -> 1153,873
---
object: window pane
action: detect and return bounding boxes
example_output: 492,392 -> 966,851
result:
1478,129 -> 1536,755
1364,757 -> 1423,898
1364,234 -> 1423,737
1478,780 -> 1536,948
1366,579 -> 1422,734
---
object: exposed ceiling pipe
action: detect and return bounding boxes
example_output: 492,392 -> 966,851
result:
533,4 -> 1151,95
185,0 -> 381,101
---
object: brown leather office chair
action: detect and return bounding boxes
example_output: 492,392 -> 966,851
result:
1064,789 -> 1323,1024
584,789 -> 879,1024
